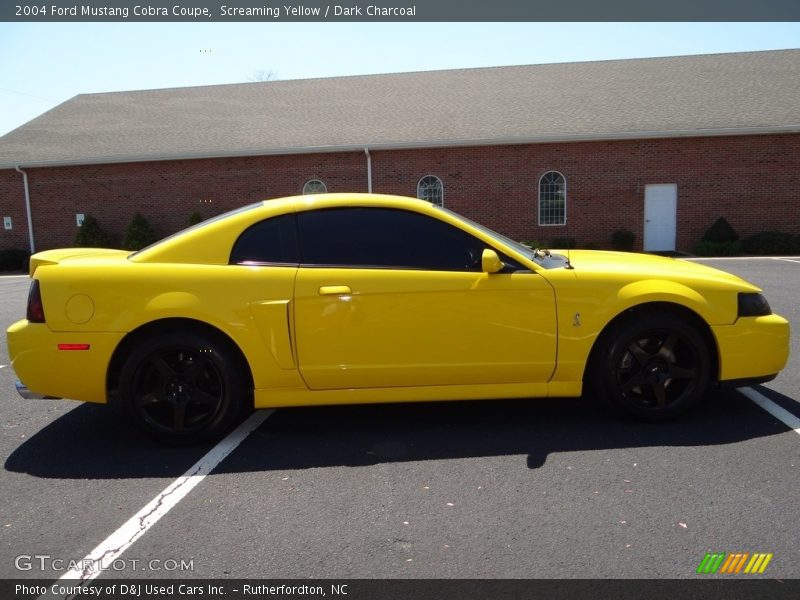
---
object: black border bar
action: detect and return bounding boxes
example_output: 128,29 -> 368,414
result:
3,0 -> 800,22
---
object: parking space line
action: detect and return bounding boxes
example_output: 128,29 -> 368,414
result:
739,387 -> 800,438
771,257 -> 800,264
51,409 -> 274,587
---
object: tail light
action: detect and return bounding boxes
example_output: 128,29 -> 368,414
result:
26,279 -> 46,323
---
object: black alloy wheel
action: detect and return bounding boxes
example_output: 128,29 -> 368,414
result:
119,331 -> 250,444
593,313 -> 711,420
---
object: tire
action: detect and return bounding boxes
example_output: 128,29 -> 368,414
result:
590,313 -> 711,421
118,331 -> 251,445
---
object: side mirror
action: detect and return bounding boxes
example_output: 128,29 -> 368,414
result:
481,249 -> 505,274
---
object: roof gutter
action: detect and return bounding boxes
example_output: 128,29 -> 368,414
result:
3,125 -> 800,170
14,166 -> 35,254
364,147 -> 372,193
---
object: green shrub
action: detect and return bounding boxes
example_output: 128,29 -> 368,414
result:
0,248 -> 30,271
521,240 -> 544,249
550,237 -> 576,249
122,213 -> 159,251
75,215 -> 111,247
741,231 -> 798,255
611,229 -> 636,251
702,217 -> 739,243
188,212 -> 204,226
692,240 -> 742,257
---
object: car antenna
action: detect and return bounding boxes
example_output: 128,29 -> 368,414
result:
565,241 -> 574,270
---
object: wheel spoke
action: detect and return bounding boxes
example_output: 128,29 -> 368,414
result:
193,388 -> 221,408
670,366 -> 696,380
150,354 -> 177,381
135,392 -> 160,407
183,355 -> 212,384
621,371 -> 646,392
659,333 -> 679,356
652,381 -> 668,407
627,342 -> 651,365
173,403 -> 187,431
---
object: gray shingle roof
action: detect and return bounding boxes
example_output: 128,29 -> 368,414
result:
1,49 -> 799,168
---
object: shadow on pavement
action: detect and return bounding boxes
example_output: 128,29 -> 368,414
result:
5,387 -> 797,480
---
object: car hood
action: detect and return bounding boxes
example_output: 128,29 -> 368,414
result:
553,250 -> 760,291
28,248 -> 130,276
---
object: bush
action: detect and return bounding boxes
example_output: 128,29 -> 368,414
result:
702,217 -> 739,243
611,229 -> 636,251
550,237 -> 576,249
75,215 -> 111,247
740,231 -> 799,255
521,240 -> 545,249
122,213 -> 159,251
692,240 -> 742,257
0,248 -> 30,271
188,212 -> 204,226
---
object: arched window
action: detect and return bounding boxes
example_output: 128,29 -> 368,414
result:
417,175 -> 443,207
302,179 -> 327,195
538,171 -> 566,225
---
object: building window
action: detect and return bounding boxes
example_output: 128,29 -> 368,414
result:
417,175 -> 444,207
303,179 -> 327,195
538,171 -> 566,226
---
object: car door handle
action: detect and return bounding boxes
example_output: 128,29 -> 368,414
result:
318,285 -> 352,296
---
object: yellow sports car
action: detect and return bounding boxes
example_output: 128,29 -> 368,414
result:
7,194 -> 790,444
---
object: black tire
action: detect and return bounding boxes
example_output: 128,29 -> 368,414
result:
118,331 -> 251,445
589,313 -> 711,420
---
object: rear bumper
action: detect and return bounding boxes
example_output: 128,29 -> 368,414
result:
7,319 -> 122,403
713,314 -> 790,383
15,380 -> 59,400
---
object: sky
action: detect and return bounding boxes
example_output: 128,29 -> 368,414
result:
1,22 -> 799,136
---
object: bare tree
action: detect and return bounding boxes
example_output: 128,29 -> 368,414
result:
249,69 -> 278,82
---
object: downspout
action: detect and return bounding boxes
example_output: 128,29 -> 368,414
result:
364,147 -> 372,193
15,166 -> 35,254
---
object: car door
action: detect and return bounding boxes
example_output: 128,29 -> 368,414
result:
293,206 -> 557,390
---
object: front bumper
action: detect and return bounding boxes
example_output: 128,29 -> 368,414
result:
15,380 -> 59,400
713,314 -> 790,383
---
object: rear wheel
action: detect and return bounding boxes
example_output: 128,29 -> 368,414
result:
118,331 -> 250,444
590,313 -> 711,420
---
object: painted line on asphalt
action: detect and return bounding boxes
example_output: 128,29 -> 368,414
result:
771,257 -> 800,264
683,256 -> 800,261
48,409 -> 274,590
0,364 -> 7,369
0,274 -> 29,278
739,387 -> 800,438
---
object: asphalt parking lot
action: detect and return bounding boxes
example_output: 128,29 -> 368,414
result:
1,257 -> 798,582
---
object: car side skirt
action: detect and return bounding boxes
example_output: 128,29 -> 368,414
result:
253,380 -> 583,409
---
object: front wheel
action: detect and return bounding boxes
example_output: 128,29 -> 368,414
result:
590,313 -> 711,420
118,331 -> 250,444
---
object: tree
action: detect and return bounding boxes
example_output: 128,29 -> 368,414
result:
248,69 -> 278,82
122,213 -> 159,250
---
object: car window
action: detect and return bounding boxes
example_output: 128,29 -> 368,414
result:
297,207 -> 489,271
230,214 -> 299,265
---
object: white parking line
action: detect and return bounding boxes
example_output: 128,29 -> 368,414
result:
0,364 -> 7,369
48,409 -> 273,590
739,387 -> 800,438
771,257 -> 800,264
683,256 -> 800,261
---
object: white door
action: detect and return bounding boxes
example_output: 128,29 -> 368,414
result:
643,184 -> 677,252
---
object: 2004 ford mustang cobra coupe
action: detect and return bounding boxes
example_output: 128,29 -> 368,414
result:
7,194 -> 790,444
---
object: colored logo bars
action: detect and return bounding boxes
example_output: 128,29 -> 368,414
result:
696,552 -> 773,574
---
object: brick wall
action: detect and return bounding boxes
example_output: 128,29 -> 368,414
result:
0,133 -> 797,252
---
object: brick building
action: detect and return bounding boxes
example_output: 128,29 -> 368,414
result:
0,49 -> 798,253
